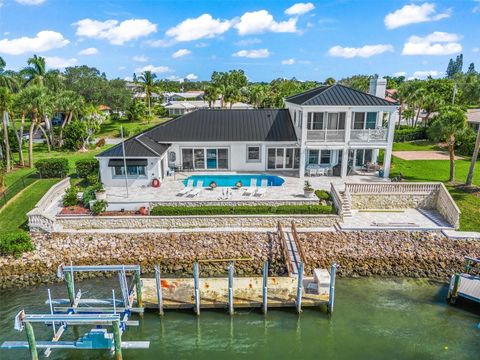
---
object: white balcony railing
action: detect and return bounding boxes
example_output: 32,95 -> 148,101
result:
350,128 -> 388,142
307,130 -> 345,142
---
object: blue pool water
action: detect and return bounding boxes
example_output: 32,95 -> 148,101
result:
183,174 -> 284,187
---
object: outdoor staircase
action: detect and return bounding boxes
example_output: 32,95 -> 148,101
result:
339,191 -> 352,217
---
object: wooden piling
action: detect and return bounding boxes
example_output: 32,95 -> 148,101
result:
193,262 -> 200,315
24,322 -> 38,360
262,261 -> 268,314
228,262 -> 234,315
296,262 -> 304,314
112,320 -> 123,360
328,264 -> 338,314
64,271 -> 75,305
448,273 -> 461,304
154,265 -> 164,315
134,271 -> 143,308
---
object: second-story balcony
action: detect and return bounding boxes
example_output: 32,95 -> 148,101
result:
307,130 -> 345,142
350,128 -> 388,142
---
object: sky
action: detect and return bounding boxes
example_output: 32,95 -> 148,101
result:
0,0 -> 479,82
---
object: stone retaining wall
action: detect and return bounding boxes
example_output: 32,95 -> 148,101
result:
349,192 -> 438,210
55,214 -> 340,230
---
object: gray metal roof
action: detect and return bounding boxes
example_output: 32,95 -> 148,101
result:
143,109 -> 297,142
97,136 -> 170,158
285,84 -> 398,106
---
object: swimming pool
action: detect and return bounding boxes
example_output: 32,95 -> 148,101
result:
183,174 -> 284,187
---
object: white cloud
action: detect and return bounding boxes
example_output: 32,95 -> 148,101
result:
166,14 -> 233,42
15,0 -> 46,5
402,31 -> 462,55
0,31 -> 69,55
235,38 -> 261,46
172,48 -> 191,58
474,47 -> 479,53
234,10 -> 297,35
385,3 -> 451,29
78,47 -> 98,55
282,58 -> 295,65
135,64 -> 171,73
409,70 -> 440,79
474,0 -> 480,13
73,18 -> 157,45
45,56 -> 77,69
285,2 -> 315,16
393,71 -> 406,77
233,48 -> 271,58
133,55 -> 148,62
328,44 -> 394,58
185,73 -> 198,80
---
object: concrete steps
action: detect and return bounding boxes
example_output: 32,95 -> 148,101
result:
339,191 -> 352,217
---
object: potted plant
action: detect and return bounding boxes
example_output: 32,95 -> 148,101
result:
94,183 -> 107,200
235,181 -> 243,188
209,181 -> 217,189
303,181 -> 315,198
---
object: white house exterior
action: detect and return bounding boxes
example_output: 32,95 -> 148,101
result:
97,80 -> 398,187
164,100 -> 253,116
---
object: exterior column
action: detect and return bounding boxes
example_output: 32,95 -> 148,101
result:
383,112 -> 396,178
299,109 -> 308,178
340,148 -> 349,178
372,149 -> 379,164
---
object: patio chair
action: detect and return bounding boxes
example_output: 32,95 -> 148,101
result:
243,178 -> 257,196
188,180 -> 203,197
316,168 -> 325,176
255,179 -> 268,197
177,179 -> 194,196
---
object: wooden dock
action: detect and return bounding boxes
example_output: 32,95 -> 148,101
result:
455,274 -> 480,303
448,257 -> 480,305
141,276 -> 329,310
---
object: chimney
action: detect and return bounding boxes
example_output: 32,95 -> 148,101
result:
369,76 -> 387,98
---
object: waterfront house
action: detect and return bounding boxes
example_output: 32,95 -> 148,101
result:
164,100 -> 253,116
96,78 -> 398,187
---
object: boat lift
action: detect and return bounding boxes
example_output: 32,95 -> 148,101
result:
1,264 -> 149,360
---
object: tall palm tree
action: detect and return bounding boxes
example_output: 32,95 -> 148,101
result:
0,87 -> 13,171
466,126 -> 480,186
22,55 -> 47,87
248,84 -> 266,108
136,71 -> 157,116
0,56 -> 16,90
204,85 -> 219,108
56,90 -> 85,147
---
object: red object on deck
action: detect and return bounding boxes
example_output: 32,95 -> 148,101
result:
152,178 -> 161,188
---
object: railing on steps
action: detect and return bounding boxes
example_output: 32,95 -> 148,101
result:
277,222 -> 293,276
330,182 -> 344,216
291,221 -> 306,264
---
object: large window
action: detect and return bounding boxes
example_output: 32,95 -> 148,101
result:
247,146 -> 261,162
320,150 -> 331,164
327,113 -> 346,129
307,150 -> 331,165
182,148 -> 228,170
267,147 -> 300,169
307,112 -> 324,130
353,112 -> 378,129
113,165 -> 146,178
308,112 -> 346,130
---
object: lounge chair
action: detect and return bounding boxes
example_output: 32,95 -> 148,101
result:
255,179 -> 268,197
178,179 -> 194,196
188,180 -> 203,197
243,178 -> 257,196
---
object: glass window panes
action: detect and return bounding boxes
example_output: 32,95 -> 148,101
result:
247,146 -> 260,161
308,150 -> 319,164
182,148 -> 193,169
267,148 -> 276,169
353,112 -> 365,129
285,148 -> 294,168
218,149 -> 228,169
366,112 -> 377,129
320,150 -> 331,164
194,149 -> 205,169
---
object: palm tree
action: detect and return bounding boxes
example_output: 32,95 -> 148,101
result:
466,126 -> 480,186
223,85 -> 241,109
0,87 -> 13,171
248,84 -> 266,108
0,56 -> 16,90
22,55 -> 47,87
427,105 -> 467,182
204,86 -> 219,108
56,90 -> 85,147
136,71 -> 157,116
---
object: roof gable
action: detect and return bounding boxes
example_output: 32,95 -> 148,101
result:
285,84 -> 397,107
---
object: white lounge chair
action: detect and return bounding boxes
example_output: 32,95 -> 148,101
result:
243,178 -> 257,196
188,180 -> 203,197
178,179 -> 194,196
255,179 -> 268,197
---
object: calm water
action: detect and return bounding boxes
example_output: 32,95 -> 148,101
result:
0,277 -> 479,360
183,174 -> 285,187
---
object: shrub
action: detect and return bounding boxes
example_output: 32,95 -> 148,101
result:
82,186 -> 96,207
96,138 -> 106,148
75,159 -> 99,178
86,173 -> 99,185
35,158 -> 68,178
150,204 -> 334,216
315,190 -> 331,201
91,200 -> 107,215
0,232 -> 35,257
456,127 -> 477,156
63,187 -> 78,207
394,127 -> 426,142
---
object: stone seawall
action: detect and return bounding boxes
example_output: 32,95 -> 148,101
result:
350,193 -> 438,210
0,231 -> 478,288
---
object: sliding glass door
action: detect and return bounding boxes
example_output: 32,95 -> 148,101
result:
182,147 -> 229,170
267,147 -> 300,169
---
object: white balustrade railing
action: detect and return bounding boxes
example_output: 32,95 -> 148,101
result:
307,130 -> 345,142
345,182 -> 440,194
350,128 -> 388,142
330,183 -> 344,216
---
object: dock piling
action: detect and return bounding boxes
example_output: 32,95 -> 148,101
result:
448,273 -> 461,304
24,322 -> 38,360
64,271 -> 75,305
262,261 -> 268,314
154,265 -> 164,315
228,262 -> 234,315
296,262 -> 304,314
112,320 -> 123,360
47,289 -> 56,335
328,263 -> 338,314
134,270 -> 143,308
193,262 -> 200,315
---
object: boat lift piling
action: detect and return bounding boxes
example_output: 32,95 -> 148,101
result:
328,263 -> 338,315
154,265 -> 164,315
228,262 -> 234,315
194,262 -> 201,316
262,261 -> 268,314
296,262 -> 304,314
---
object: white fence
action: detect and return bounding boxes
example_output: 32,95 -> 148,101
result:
345,182 -> 439,194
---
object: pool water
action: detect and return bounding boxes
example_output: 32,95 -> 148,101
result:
183,174 -> 285,187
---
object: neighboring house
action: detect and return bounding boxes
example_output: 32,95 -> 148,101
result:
98,104 -> 111,116
96,79 -> 398,187
164,100 -> 253,116
163,91 -> 204,102
467,108 -> 480,131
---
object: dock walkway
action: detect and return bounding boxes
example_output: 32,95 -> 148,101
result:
448,257 -> 480,305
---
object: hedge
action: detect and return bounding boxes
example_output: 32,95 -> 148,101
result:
35,158 -> 68,178
75,159 -> 99,179
394,127 -> 426,142
0,232 -> 35,257
150,204 -> 335,216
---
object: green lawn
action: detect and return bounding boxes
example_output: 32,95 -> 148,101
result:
392,140 -> 442,152
448,187 -> 480,232
98,117 -> 169,138
0,179 -> 60,233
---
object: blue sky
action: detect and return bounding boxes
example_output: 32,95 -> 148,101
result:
0,0 -> 479,82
